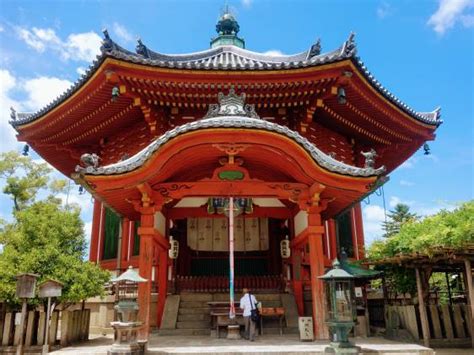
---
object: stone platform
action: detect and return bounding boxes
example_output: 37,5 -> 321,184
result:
47,334 -> 447,355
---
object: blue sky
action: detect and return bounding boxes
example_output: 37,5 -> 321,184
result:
0,0 -> 473,246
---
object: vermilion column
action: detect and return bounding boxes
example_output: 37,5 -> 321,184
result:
156,248 -> 168,327
89,199 -> 102,262
137,206 -> 156,339
328,219 -> 337,260
292,249 -> 304,316
353,203 -> 365,260
307,207 -> 328,339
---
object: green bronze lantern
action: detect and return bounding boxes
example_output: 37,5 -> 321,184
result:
319,259 -> 359,354
111,266 -> 147,323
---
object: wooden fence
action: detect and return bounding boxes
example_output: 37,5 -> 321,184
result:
0,309 -> 90,351
386,304 -> 472,346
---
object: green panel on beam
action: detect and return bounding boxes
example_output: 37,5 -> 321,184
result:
218,170 -> 244,180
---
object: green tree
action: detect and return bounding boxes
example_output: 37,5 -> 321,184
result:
382,203 -> 419,238
368,201 -> 474,299
0,151 -> 109,306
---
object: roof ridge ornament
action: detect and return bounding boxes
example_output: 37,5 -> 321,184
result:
341,32 -> 357,57
136,38 -> 151,58
100,29 -> 115,52
307,38 -> 321,59
204,87 -> 260,119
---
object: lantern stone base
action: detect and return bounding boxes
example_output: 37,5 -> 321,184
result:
324,344 -> 360,354
226,325 -> 241,339
108,321 -> 143,355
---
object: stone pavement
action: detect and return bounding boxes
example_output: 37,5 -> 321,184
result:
48,334 -> 448,355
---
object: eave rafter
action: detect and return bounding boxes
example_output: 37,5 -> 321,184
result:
120,73 -> 337,109
346,72 -> 435,139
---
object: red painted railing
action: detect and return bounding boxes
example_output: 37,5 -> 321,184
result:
176,275 -> 284,293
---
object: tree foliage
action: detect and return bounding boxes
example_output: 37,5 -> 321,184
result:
382,203 -> 419,238
368,201 -> 474,297
369,201 -> 474,259
0,151 -> 109,306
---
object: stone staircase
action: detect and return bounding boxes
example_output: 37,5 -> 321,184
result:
158,292 -> 298,336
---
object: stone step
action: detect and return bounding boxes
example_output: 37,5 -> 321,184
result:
158,328 -> 210,336
212,293 -> 281,302
180,301 -> 211,308
178,307 -> 210,315
177,313 -> 211,322
176,320 -> 211,329
180,293 -> 213,302
260,327 -> 299,335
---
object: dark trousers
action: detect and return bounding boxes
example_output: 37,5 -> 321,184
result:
244,316 -> 256,340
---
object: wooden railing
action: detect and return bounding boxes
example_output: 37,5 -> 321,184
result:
176,275 -> 284,293
386,304 -> 472,346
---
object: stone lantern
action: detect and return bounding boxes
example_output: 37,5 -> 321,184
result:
108,267 -> 147,355
15,273 -> 39,355
319,259 -> 359,354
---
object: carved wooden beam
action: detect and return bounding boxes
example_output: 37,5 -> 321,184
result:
150,181 -> 309,201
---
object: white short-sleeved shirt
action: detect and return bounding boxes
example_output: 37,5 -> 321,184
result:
239,293 -> 258,317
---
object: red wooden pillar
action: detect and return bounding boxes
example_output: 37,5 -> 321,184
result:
353,203 -> 365,260
137,206 -> 156,339
156,248 -> 168,327
89,199 -> 102,262
328,219 -> 337,261
307,208 -> 328,340
292,248 -> 304,316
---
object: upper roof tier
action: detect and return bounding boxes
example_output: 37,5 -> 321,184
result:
9,30 -> 441,128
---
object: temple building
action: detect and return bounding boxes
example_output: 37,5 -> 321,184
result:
10,11 -> 440,339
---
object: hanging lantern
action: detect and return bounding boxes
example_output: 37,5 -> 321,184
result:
169,237 -> 179,259
280,238 -> 291,259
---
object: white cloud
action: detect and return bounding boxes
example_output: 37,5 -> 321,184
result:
0,70 -> 74,153
389,196 -> 415,208
21,76 -> 72,111
461,13 -> 474,25
0,70 -> 21,152
241,0 -> 252,8
76,67 -> 86,76
63,32 -> 102,62
83,221 -> 93,242
0,25 -> 5,33
377,2 -> 393,19
15,26 -> 101,62
413,200 -> 458,217
398,156 -> 417,169
263,50 -> 285,56
400,179 -> 415,186
428,0 -> 474,34
112,22 -> 134,43
363,204 -> 387,244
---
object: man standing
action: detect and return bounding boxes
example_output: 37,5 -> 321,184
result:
240,288 -> 258,341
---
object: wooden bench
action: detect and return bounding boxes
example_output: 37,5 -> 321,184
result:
208,302 -> 285,337
208,302 -> 244,338
259,307 -> 285,335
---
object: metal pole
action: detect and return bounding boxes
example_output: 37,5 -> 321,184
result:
42,297 -> 51,354
229,197 -> 235,319
16,299 -> 27,355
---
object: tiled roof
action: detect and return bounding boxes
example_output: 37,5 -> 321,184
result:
75,116 -> 386,177
9,31 -> 441,128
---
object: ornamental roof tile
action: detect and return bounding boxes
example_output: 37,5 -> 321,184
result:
75,116 -> 386,177
9,31 -> 442,128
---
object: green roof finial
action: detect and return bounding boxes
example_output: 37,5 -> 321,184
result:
210,5 -> 245,49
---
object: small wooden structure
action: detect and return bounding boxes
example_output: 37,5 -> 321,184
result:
372,245 -> 474,348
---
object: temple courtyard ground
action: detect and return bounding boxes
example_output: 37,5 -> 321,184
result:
48,334 -> 473,354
